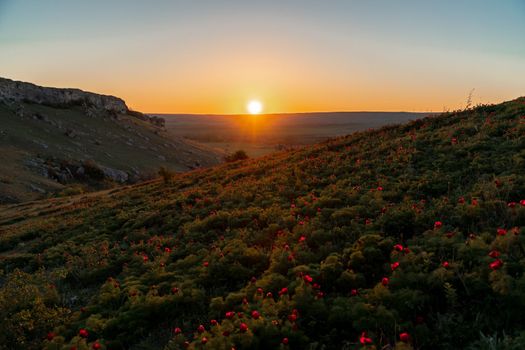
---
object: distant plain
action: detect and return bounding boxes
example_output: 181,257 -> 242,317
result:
159,112 -> 425,157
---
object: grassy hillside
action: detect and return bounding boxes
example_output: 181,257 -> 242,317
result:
0,98 -> 525,350
0,102 -> 221,203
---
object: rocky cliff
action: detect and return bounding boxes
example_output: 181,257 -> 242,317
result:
0,77 -> 128,114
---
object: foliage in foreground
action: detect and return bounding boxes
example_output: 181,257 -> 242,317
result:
1,98 -> 525,349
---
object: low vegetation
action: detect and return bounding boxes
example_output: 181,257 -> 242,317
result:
0,98 -> 524,349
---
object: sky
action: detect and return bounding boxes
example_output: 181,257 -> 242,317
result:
0,0 -> 524,114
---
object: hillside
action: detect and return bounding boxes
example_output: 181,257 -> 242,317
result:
0,97 -> 525,350
0,78 -> 221,203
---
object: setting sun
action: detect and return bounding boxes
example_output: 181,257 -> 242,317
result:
247,100 -> 263,115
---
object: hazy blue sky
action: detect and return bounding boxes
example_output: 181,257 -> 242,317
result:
1,0 -> 524,113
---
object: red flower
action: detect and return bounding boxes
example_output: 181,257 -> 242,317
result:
282,337 -> 289,345
490,259 -> 503,270
79,329 -> 89,338
250,276 -> 257,283
164,247 -> 171,253
174,327 -> 182,335
458,197 -> 465,204
434,221 -> 443,229
266,292 -> 273,298
351,289 -> 358,296
497,228 -> 507,236
142,255 -> 149,262
239,323 -> 248,333
288,313 -> 298,323
197,324 -> 205,333
201,337 -> 208,344
381,277 -> 389,286
316,291 -> 324,299
251,310 -> 260,320
377,186 -> 383,191
298,235 -> 306,243
203,261 -> 209,267
225,311 -> 235,319
399,332 -> 410,342
471,198 -> 479,206
508,202 -> 517,208
360,332 -> 373,345
303,275 -> 313,283
92,342 -> 101,350
393,244 -> 404,252
488,250 -> 500,258
520,199 -> 525,206
391,262 -> 400,271
211,319 -> 218,326
171,287 -> 179,294
46,332 -> 55,341
442,261 -> 450,268
256,287 -> 263,294
279,287 -> 288,296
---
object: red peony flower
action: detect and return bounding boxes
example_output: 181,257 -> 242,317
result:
210,319 -> 218,326
174,327 -> 182,335
393,244 -> 404,252
201,337 -> 208,344
79,329 -> 89,338
488,250 -> 500,258
303,275 -> 313,283
360,332 -> 373,345
399,332 -> 410,342
434,221 -> 443,229
458,197 -> 465,204
391,262 -> 400,271
203,261 -> 209,267
508,202 -> 517,208
251,310 -> 260,319
92,342 -> 101,350
351,289 -> 358,296
171,287 -> 179,294
497,228 -> 507,236
490,259 -> 503,270
288,313 -> 298,322
239,323 -> 248,333
197,324 -> 205,333
282,337 -> 289,345
225,311 -> 235,319
381,277 -> 389,286
256,287 -> 263,294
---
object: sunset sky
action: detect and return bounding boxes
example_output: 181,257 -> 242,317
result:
1,0 -> 524,114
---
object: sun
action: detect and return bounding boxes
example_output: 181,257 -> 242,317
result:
247,100 -> 263,115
